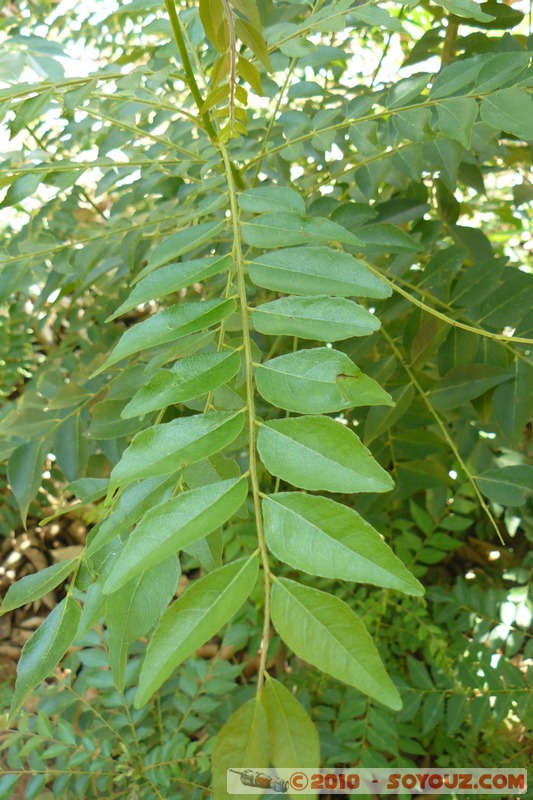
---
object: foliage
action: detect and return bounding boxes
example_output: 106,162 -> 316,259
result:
0,0 -> 532,796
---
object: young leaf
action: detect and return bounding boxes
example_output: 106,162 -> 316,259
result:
138,220 -> 227,277
93,298 -> 236,375
85,474 -> 176,558
271,578 -> 402,710
7,440 -> 45,528
103,477 -> 248,593
200,0 -> 229,52
107,557 -> 180,692
242,212 -> 362,248
1,559 -> 78,616
212,698 -> 270,800
108,254 -> 232,321
237,55 -> 263,95
263,493 -> 423,596
110,410 -> 244,490
10,596 -> 81,721
121,351 -> 241,418
257,416 -> 394,493
135,556 -> 259,706
248,246 -> 390,298
236,18 -> 271,71
255,347 -> 392,414
261,677 -> 320,774
252,296 -> 380,342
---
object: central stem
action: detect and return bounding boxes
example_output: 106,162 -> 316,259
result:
220,143 -> 271,692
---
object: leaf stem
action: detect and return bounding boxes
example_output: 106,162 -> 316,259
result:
164,0 -> 245,189
219,142 -> 271,694
366,263 -> 533,345
163,0 -> 217,141
380,326 -> 505,546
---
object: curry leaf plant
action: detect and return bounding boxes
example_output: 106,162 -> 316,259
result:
0,0 -> 532,796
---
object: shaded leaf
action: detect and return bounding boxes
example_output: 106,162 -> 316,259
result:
103,477 -> 248,592
122,351 -> 241,418
93,299 -> 236,375
135,556 -> 258,706
107,557 -> 180,691
109,410 -> 244,490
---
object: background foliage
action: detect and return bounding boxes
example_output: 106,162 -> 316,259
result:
0,0 -> 532,797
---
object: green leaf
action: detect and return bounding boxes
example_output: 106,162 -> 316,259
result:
107,557 -> 180,691
109,410 -> 244,490
93,298 -> 236,375
10,88 -> 54,138
1,559 -> 78,616
238,186 -> 305,214
121,351 -> 241,418
0,173 -> 42,208
480,89 -> 533,141
271,578 -> 401,710
257,416 -> 394,493
108,254 -> 232,321
386,75 -> 428,109
86,474 -> 175,558
430,57 -> 483,99
213,698 -> 270,800
252,296 -> 380,341
407,656 -> 434,689
493,360 -> 533,447
248,246 -> 390,298
263,493 -> 423,595
436,98 -> 478,149
242,213 -> 362,248
7,440 -> 45,528
256,347 -> 392,414
474,52 -> 529,93
262,677 -> 320,796
103,477 -> 248,592
364,384 -> 414,444
429,364 -> 511,409
447,694 -> 467,735
433,0 -> 494,21
422,693 -> 445,733
135,556 -> 258,706
139,220 -> 227,277
470,694 -> 491,733
10,596 -> 81,721
54,414 -> 88,481
476,465 -> 533,506
87,399 -> 146,440
355,223 -> 423,254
